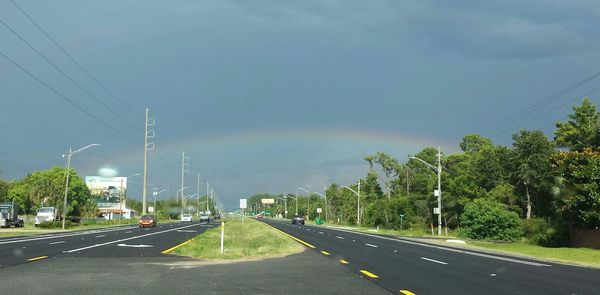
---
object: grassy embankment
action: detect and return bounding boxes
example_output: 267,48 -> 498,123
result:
173,217 -> 303,260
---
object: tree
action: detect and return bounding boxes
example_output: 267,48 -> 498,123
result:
460,134 -> 492,154
7,167 -> 91,216
555,97 -> 600,151
511,130 -> 555,219
552,148 -> 600,229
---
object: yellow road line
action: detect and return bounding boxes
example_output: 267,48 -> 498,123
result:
320,250 -> 330,256
161,238 -> 194,254
340,259 -> 349,264
265,223 -> 316,249
27,256 -> 48,262
360,269 -> 379,278
400,290 -> 416,295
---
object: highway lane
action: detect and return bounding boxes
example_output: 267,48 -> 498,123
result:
0,220 -> 217,267
262,219 -> 600,295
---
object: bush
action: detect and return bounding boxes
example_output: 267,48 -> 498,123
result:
522,218 -> 570,247
458,199 -> 522,241
38,220 -> 76,229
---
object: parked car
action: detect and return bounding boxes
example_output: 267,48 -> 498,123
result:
291,215 -> 305,225
138,215 -> 157,228
181,213 -> 193,222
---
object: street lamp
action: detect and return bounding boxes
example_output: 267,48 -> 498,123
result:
276,196 -> 288,218
152,188 -> 166,214
298,187 -> 310,220
342,180 -> 361,226
410,146 -> 443,236
314,192 -> 327,221
62,143 -> 100,230
287,196 -> 299,215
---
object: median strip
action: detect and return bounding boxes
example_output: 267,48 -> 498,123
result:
360,269 -> 379,278
27,256 -> 48,262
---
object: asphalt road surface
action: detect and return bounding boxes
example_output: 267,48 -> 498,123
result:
0,220 -> 215,266
261,218 -> 600,295
0,220 -> 390,295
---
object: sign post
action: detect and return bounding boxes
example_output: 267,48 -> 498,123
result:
240,199 -> 247,224
220,221 -> 225,254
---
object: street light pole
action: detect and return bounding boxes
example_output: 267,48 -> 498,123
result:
410,146 -> 443,236
314,191 -> 327,221
62,143 -> 100,230
342,180 -> 361,226
298,187 -> 310,220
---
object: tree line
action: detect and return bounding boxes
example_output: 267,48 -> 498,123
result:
247,98 -> 600,244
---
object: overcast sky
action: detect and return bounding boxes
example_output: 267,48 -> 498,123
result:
1,1 -> 600,209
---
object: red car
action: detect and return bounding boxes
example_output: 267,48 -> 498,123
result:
138,215 -> 157,228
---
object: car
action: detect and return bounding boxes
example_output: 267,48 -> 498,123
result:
199,213 -> 210,222
138,215 -> 157,228
256,214 -> 263,219
291,215 -> 305,225
181,213 -> 193,222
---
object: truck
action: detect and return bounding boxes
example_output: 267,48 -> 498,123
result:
0,202 -> 24,228
35,206 -> 58,226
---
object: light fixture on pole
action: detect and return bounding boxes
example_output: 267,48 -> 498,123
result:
297,186 -> 310,220
62,143 -> 100,230
410,146 -> 443,236
342,180 -> 361,226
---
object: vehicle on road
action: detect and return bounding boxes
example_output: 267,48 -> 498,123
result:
138,215 -> 157,228
35,207 -> 58,226
291,215 -> 305,225
199,213 -> 210,222
181,213 -> 193,222
0,202 -> 24,228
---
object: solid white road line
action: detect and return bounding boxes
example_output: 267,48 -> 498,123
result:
336,236 -> 345,239
421,257 -> 449,265
365,243 -> 379,248
63,223 -> 201,253
95,235 -> 106,238
0,225 -> 138,245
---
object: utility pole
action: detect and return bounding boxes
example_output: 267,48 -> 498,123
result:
142,108 -> 155,215
180,152 -> 189,217
197,173 -> 200,216
436,146 -> 443,236
357,180 -> 361,225
410,146 -> 443,236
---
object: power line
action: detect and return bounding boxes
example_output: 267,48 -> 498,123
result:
441,71 -> 600,150
0,15 -> 141,132
10,0 -> 143,120
0,50 -> 140,144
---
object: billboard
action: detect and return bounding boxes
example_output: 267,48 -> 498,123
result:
261,198 -> 275,205
85,176 -> 127,204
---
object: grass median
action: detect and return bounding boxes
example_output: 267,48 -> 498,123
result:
173,217 -> 303,260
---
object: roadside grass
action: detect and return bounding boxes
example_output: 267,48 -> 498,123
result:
173,217 -> 303,260
468,241 -> 600,267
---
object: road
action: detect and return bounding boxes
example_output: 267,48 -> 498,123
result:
0,219 -> 389,294
261,218 -> 600,295
0,220 -> 215,267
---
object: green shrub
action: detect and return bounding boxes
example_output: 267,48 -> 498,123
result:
458,199 -> 522,241
522,218 -> 570,247
38,220 -> 75,229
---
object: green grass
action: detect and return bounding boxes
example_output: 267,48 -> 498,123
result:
468,241 -> 600,267
173,217 -> 303,260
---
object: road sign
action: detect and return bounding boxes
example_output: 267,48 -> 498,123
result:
261,198 -> 275,205
434,190 -> 440,197
316,208 -> 322,213
148,206 -> 154,213
433,207 -> 440,214
240,199 -> 247,209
